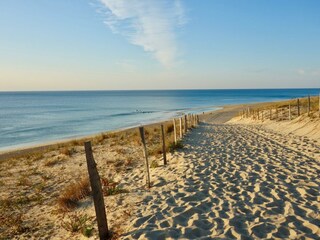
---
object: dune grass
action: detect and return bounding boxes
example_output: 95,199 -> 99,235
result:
57,178 -> 91,211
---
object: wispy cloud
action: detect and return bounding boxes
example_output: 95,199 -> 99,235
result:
296,68 -> 320,76
99,0 -> 186,67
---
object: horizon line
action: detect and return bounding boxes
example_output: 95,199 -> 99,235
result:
0,87 -> 320,93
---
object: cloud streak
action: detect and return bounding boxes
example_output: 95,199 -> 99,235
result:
296,68 -> 320,77
99,0 -> 186,67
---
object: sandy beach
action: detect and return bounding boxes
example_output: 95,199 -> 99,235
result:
1,102 -> 319,239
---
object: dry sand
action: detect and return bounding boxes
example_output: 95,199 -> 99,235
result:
122,109 -> 320,239
1,104 -> 319,239
230,114 -> 320,143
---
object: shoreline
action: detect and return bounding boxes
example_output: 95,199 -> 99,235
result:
2,92 -> 319,159
0,106 -> 225,161
0,105 -> 222,156
1,94 -> 318,161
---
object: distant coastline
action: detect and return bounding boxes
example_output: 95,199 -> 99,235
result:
0,89 -> 319,151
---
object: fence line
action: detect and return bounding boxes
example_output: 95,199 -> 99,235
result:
83,113 -> 202,237
240,95 -> 320,121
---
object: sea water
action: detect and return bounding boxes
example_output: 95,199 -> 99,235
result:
0,89 -> 319,151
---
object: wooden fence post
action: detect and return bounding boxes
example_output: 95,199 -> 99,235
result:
179,117 -> 182,138
269,109 -> 272,120
139,127 -> 151,188
173,119 -> 177,144
297,99 -> 300,116
319,93 -> 320,117
289,104 -> 291,120
184,115 -> 188,133
308,95 -> 311,116
84,141 -> 109,240
160,125 -> 167,165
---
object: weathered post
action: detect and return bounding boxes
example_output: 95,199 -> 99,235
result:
84,141 -> 109,240
269,109 -> 272,120
139,127 -> 151,188
289,104 -> 291,120
184,115 -> 188,133
160,125 -> 167,165
297,99 -> 300,116
173,119 -> 177,144
179,117 -> 182,138
308,95 -> 311,116
276,108 -> 278,120
319,93 -> 320,117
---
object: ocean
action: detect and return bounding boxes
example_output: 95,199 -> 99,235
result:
0,89 -> 319,151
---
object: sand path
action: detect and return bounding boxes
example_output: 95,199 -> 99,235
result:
123,118 -> 320,239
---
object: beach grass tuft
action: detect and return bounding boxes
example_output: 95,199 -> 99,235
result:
150,160 -> 159,168
44,155 -> 67,167
57,178 -> 91,211
59,147 -> 74,157
101,177 -> 128,196
169,140 -> 184,152
166,124 -> 174,133
61,212 -> 94,236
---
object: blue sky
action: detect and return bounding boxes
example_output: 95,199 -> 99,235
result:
0,0 -> 319,90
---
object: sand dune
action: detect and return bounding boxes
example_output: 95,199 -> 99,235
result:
123,121 -> 320,239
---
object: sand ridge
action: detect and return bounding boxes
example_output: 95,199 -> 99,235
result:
123,122 -> 320,239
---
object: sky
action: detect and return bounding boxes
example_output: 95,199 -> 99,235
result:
0,0 -> 319,91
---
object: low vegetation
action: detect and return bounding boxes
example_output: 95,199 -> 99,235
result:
0,211 -> 29,238
59,147 -> 74,157
44,155 -> 67,167
57,178 -> 91,211
241,95 -> 320,121
61,212 -> 94,237
169,141 -> 184,152
150,160 -> 160,168
101,177 -> 128,196
0,116 -> 192,239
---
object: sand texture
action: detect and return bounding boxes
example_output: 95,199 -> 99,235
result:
123,121 -> 320,239
230,114 -> 320,143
